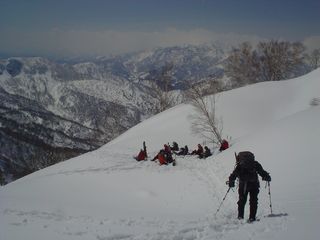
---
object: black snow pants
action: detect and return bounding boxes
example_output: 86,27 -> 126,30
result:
237,181 -> 259,219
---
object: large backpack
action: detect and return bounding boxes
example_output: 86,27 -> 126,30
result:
236,151 -> 255,167
236,151 -> 258,182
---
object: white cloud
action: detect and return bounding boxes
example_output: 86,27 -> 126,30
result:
0,28 -> 267,57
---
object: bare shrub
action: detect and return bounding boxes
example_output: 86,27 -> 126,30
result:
151,62 -> 175,113
184,83 -> 223,147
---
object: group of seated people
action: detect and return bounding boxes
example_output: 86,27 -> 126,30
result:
190,144 -> 212,159
151,144 -> 175,165
135,139 -> 229,165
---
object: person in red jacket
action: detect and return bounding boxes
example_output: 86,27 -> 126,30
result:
157,150 -> 168,165
135,149 -> 146,161
151,144 -> 176,165
151,150 -> 168,165
219,139 -> 229,152
134,141 -> 148,161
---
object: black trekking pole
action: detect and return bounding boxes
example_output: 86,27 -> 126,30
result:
267,181 -> 273,216
214,187 -> 231,217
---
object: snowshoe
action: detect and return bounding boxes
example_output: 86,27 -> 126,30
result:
247,218 -> 260,223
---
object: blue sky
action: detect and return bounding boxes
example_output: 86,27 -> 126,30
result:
1,0 -> 319,57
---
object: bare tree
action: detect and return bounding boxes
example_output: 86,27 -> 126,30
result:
184,83 -> 223,147
224,40 -> 306,86
258,40 -> 305,81
224,42 -> 261,87
307,49 -> 320,70
151,62 -> 175,113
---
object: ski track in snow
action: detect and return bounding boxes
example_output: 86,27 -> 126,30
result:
1,153 -> 289,240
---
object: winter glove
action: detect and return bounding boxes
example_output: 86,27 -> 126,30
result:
226,180 -> 235,188
262,174 -> 271,182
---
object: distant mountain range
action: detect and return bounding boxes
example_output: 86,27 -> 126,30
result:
0,44 -> 227,182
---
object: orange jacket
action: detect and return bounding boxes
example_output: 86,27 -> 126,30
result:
158,153 -> 167,165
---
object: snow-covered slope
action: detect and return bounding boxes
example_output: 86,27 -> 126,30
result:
0,69 -> 319,240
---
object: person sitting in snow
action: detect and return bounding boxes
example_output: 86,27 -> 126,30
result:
163,144 -> 174,163
135,149 -> 146,161
151,149 -> 168,165
227,151 -> 271,222
151,144 -> 175,165
191,144 -> 204,157
219,139 -> 229,152
177,145 -> 189,156
170,141 -> 179,152
163,144 -> 171,154
199,146 -> 212,159
134,141 -> 148,161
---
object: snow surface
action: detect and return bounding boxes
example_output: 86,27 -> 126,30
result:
1,69 -> 320,240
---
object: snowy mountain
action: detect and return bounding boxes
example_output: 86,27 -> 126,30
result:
0,68 -> 319,240
122,44 -> 226,87
0,57 -> 144,180
0,44 -> 226,181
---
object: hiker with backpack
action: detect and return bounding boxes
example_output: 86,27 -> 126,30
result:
227,151 -> 271,222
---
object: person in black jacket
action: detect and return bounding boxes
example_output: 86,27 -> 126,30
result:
177,145 -> 189,156
199,146 -> 212,159
191,144 -> 204,156
228,151 -> 271,222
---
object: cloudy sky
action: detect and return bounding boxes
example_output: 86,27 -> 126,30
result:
1,0 -> 319,58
